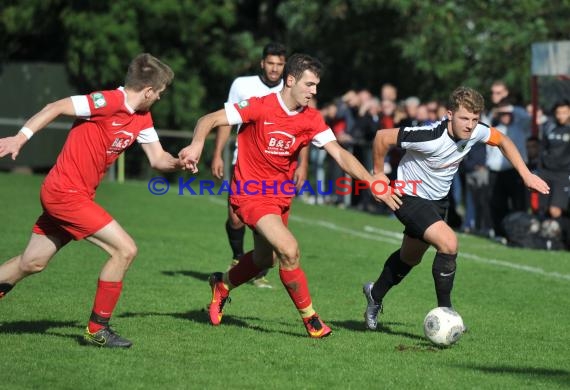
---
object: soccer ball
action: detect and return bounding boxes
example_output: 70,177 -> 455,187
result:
423,307 -> 464,346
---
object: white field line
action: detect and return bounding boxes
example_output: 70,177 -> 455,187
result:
206,197 -> 570,282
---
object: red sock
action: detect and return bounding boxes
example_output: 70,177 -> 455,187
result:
227,251 -> 262,288
88,279 -> 123,333
279,267 -> 312,311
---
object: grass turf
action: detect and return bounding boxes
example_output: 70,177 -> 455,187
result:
1,172 -> 569,389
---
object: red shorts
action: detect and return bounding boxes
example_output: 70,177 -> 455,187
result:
230,196 -> 291,229
32,185 -> 113,242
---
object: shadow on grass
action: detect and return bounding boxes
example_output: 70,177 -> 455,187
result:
119,309 -> 307,338
453,364 -> 570,386
332,319 -> 424,340
161,270 -> 210,281
0,319 -> 83,342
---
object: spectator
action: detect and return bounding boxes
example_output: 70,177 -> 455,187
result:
486,100 -> 531,237
538,99 -> 570,220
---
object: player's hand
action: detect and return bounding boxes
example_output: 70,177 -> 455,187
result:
178,144 -> 202,174
211,155 -> 224,179
0,134 -> 27,160
293,165 -> 308,192
370,173 -> 402,211
524,173 -> 550,195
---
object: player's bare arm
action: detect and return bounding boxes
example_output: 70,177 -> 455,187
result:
141,141 -> 184,172
179,108 -> 229,173
323,140 -> 402,210
372,128 -> 399,174
0,97 -> 75,160
496,133 -> 550,195
293,145 -> 310,191
211,124 -> 232,179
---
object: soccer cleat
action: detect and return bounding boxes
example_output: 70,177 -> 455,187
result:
363,282 -> 383,330
208,272 -> 230,326
0,283 -> 14,299
82,326 -> 132,348
251,276 -> 272,289
303,314 -> 332,338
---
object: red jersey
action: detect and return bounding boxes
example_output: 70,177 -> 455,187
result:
42,88 -> 159,197
225,93 -> 336,197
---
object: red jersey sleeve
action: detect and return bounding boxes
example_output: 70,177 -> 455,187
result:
225,96 -> 264,125
71,90 -> 123,121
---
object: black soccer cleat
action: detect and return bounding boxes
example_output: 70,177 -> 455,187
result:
0,283 -> 14,299
83,326 -> 133,348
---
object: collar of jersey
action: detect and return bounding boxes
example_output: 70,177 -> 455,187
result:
117,86 -> 135,114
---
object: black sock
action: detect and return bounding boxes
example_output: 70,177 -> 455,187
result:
432,252 -> 457,307
0,283 -> 14,298
89,311 -> 110,327
371,250 -> 413,302
225,219 -> 245,259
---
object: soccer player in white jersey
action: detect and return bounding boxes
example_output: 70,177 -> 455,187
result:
362,86 -> 550,331
211,43 -> 309,289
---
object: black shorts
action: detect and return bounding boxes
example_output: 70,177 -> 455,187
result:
395,195 -> 449,240
538,169 -> 570,210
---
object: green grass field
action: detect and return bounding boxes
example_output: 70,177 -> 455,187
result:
1,172 -> 569,389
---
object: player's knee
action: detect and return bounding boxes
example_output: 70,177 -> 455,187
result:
435,236 -> 458,254
19,257 -> 49,275
277,245 -> 300,268
117,242 -> 138,265
228,209 -> 243,228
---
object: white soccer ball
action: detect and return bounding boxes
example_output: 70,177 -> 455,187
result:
423,307 -> 464,346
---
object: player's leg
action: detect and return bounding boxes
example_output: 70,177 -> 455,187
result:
226,201 -> 246,269
82,220 -> 137,348
0,233 -> 66,298
363,195 -> 443,330
207,229 -> 271,326
255,214 -> 331,338
423,220 -> 458,308
363,235 -> 428,330
226,193 -> 272,288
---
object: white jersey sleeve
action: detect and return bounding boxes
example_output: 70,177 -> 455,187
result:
137,127 -> 159,144
312,129 -> 336,148
71,95 -> 91,119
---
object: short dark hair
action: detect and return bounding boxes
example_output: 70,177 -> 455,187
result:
125,53 -> 174,92
552,99 -> 570,113
448,86 -> 485,114
262,42 -> 287,59
283,53 -> 322,81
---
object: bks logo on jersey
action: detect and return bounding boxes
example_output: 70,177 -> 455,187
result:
108,130 -> 134,154
266,131 -> 296,156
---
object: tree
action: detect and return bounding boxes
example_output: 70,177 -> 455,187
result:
277,0 -> 570,103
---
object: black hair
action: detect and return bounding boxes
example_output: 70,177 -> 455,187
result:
283,53 -> 322,81
262,42 -> 287,59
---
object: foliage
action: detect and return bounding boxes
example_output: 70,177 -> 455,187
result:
278,0 -> 570,103
1,0 -> 569,126
1,0 -> 268,128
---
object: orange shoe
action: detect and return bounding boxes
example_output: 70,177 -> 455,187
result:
303,314 -> 332,338
208,272 -> 230,325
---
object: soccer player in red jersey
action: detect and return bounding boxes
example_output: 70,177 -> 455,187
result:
179,54 -> 401,338
0,53 -> 183,348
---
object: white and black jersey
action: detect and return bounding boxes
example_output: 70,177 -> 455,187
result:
397,119 -> 493,200
227,75 -> 283,165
